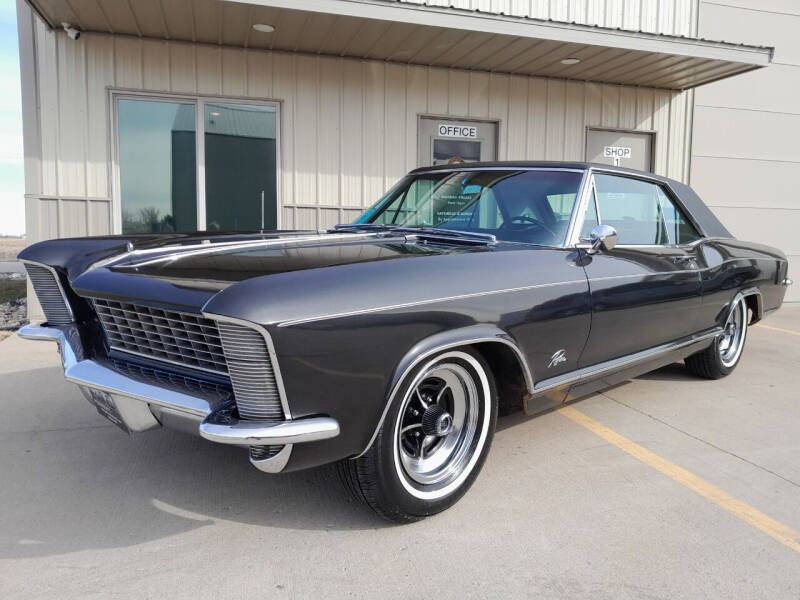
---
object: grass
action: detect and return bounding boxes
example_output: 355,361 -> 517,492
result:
0,279 -> 26,304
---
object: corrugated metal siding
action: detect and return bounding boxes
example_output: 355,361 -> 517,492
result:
692,0 -> 798,301
23,27 -> 692,237
397,0 -> 698,36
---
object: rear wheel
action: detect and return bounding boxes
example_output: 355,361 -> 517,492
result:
339,348 -> 497,523
685,296 -> 748,379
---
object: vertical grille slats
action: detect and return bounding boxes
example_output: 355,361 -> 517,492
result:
217,322 -> 284,422
24,264 -> 73,325
93,299 -> 228,375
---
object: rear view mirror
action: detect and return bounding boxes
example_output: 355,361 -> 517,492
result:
587,224 -> 618,254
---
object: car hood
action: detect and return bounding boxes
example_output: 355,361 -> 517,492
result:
70,231 -> 487,312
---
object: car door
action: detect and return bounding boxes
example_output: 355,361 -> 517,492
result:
577,171 -> 704,367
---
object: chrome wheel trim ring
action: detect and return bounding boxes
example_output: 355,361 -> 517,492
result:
392,351 -> 491,501
719,298 -> 747,368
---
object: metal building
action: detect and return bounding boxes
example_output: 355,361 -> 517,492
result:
16,1 -> 791,318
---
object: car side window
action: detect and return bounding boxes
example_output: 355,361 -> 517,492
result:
592,174 -> 699,246
655,186 -> 702,244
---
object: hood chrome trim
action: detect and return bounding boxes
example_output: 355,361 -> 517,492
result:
97,232 -> 380,270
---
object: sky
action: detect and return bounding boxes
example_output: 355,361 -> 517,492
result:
0,0 -> 23,237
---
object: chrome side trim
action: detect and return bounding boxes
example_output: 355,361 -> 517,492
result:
276,279 -> 587,328
20,259 -> 75,322
202,312 -> 293,419
532,327 -> 723,395
199,413 -> 340,446
564,169 -> 594,247
357,331 -> 534,458
275,262 -> 763,328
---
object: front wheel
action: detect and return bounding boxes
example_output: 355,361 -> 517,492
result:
685,296 -> 749,379
339,348 -> 497,523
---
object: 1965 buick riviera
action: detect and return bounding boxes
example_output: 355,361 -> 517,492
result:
18,162 -> 791,522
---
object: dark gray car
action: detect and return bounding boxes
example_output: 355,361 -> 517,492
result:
18,162 -> 791,521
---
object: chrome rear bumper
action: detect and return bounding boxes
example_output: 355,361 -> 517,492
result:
18,323 -> 339,473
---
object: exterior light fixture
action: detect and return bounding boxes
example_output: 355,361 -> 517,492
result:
560,57 -> 581,65
252,23 -> 276,33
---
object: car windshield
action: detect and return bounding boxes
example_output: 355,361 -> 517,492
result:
356,169 -> 584,245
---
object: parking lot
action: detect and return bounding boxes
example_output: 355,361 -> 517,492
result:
0,306 -> 798,599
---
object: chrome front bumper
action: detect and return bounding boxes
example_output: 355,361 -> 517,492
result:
18,323 -> 339,473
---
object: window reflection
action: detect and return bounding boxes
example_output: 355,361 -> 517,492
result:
118,99 -> 197,233
204,103 -> 277,231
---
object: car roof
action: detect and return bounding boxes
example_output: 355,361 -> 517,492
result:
409,160 -> 674,183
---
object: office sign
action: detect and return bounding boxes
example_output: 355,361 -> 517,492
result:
438,123 -> 478,139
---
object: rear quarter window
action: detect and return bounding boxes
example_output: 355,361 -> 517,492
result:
594,174 -> 701,245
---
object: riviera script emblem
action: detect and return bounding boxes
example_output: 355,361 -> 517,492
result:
548,349 -> 567,368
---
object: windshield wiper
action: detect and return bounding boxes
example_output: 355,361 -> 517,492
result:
415,227 -> 497,244
332,224 -> 496,244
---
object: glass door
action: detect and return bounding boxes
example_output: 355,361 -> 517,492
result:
202,103 -> 278,231
117,98 -> 197,233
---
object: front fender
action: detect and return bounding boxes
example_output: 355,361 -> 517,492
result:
358,324 -> 533,457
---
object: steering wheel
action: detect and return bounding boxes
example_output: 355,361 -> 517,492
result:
504,215 -> 558,239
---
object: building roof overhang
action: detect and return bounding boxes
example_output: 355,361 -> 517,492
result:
26,0 -> 773,90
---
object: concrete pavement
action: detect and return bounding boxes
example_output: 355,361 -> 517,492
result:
0,306 -> 798,599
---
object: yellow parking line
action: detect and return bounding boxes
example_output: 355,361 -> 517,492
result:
559,405 -> 800,554
754,323 -> 800,337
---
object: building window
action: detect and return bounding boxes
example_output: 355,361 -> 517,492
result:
118,99 -> 196,233
203,103 -> 277,231
114,94 -> 278,234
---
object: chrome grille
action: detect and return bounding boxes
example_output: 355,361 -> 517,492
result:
93,299 -> 227,375
24,263 -> 73,325
109,358 -> 232,402
250,446 -> 282,460
217,322 -> 284,421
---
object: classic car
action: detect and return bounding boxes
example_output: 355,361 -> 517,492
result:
18,162 -> 791,522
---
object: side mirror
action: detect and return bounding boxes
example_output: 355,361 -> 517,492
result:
587,224 -> 618,255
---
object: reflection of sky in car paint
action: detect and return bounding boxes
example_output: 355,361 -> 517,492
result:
0,2 -> 24,236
